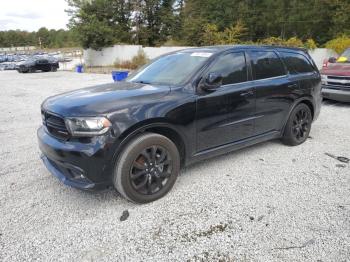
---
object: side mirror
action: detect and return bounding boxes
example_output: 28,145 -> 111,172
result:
328,57 -> 337,63
200,72 -> 223,91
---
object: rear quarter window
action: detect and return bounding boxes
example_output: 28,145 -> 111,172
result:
281,52 -> 315,74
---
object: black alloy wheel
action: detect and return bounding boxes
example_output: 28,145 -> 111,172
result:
130,145 -> 172,195
282,103 -> 312,146
292,107 -> 311,142
114,133 -> 180,203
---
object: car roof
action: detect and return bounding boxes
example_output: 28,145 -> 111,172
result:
178,45 -> 307,54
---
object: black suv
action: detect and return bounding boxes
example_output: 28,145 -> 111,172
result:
38,46 -> 321,203
17,56 -> 59,73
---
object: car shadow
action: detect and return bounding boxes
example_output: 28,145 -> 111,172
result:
56,101 -> 346,206
322,99 -> 350,107
61,139 -> 281,206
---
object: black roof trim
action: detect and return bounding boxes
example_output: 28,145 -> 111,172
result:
181,45 -> 308,53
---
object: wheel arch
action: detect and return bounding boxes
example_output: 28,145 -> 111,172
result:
282,97 -> 315,135
113,120 -> 187,168
299,99 -> 314,120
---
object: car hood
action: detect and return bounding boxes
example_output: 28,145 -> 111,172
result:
321,63 -> 350,76
42,81 -> 171,117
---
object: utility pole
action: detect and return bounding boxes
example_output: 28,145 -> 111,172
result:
38,37 -> 42,49
135,0 -> 141,45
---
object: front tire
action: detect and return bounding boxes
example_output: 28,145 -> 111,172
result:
113,133 -> 180,203
282,103 -> 312,146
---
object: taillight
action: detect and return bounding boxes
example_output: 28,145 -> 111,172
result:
322,59 -> 328,68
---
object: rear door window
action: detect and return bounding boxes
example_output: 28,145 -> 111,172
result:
208,52 -> 248,85
250,51 -> 286,80
281,52 -> 315,74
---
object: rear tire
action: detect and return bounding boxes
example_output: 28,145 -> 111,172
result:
113,133 -> 180,203
282,103 -> 312,146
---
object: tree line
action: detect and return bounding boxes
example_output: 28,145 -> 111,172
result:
1,0 -> 349,50
0,27 -> 78,48
67,0 -> 350,49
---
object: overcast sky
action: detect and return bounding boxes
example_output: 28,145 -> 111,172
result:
0,0 -> 70,31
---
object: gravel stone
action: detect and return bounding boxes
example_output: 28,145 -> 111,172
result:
0,71 -> 350,261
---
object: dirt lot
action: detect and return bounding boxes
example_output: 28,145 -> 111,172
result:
0,71 -> 349,261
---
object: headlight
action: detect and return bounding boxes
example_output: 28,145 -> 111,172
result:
65,117 -> 112,137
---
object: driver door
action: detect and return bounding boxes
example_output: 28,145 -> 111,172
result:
195,51 -> 256,152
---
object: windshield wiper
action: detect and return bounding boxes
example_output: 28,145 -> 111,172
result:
132,80 -> 152,84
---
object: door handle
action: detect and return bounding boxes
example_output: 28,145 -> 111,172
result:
288,83 -> 298,88
240,90 -> 254,97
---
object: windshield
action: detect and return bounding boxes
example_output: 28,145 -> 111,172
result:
338,49 -> 350,63
127,52 -> 213,85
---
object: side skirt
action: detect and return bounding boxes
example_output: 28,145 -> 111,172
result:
187,131 -> 281,165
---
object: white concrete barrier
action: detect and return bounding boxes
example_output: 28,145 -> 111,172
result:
84,45 -> 142,67
59,58 -> 83,71
83,45 -> 191,66
143,46 -> 192,60
308,48 -> 338,69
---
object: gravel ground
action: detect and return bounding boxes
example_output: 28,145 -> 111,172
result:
0,71 -> 349,262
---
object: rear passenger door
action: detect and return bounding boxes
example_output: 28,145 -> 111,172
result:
248,50 -> 296,135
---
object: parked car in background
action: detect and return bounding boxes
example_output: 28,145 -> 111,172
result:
321,48 -> 350,102
0,62 -> 17,71
16,56 -> 59,73
38,45 -> 321,203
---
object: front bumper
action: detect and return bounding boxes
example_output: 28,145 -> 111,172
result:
322,86 -> 350,103
37,126 -> 116,190
40,154 -> 99,190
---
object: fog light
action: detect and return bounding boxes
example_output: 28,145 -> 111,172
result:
69,168 -> 85,180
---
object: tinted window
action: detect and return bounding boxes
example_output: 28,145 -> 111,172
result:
281,52 -> 315,74
251,51 -> 285,80
128,52 -> 212,85
208,52 -> 247,85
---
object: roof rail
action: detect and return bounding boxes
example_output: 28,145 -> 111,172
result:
260,45 -> 308,52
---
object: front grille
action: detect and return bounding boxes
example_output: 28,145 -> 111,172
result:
324,75 -> 350,90
327,81 -> 350,87
328,76 -> 350,81
42,111 -> 70,139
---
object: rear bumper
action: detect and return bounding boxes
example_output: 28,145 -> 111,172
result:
322,86 -> 350,103
37,126 -> 115,190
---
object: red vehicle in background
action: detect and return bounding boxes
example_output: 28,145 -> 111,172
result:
321,48 -> 350,102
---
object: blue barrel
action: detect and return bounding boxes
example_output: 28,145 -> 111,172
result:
112,71 -> 128,81
76,65 -> 83,73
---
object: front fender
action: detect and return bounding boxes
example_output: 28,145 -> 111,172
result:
108,120 -> 194,171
